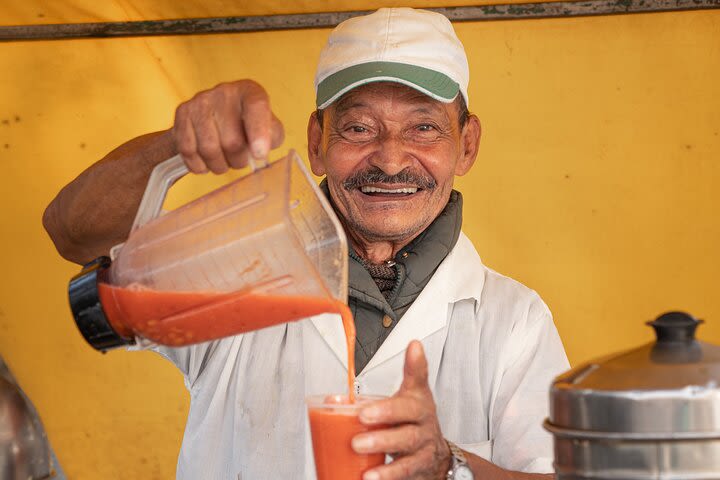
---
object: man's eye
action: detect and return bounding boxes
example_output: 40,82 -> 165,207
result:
416,124 -> 435,132
340,124 -> 374,142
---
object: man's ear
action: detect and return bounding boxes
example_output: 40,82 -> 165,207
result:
307,111 -> 326,176
455,115 -> 481,176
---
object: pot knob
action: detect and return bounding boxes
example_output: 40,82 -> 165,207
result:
647,311 -> 703,343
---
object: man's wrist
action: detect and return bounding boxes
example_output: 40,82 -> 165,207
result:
445,440 -> 474,480
439,439 -> 453,479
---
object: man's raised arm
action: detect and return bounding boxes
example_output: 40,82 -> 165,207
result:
43,131 -> 174,265
42,80 -> 284,265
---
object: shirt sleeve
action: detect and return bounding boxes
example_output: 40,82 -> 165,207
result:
490,296 -> 570,473
130,335 -> 242,391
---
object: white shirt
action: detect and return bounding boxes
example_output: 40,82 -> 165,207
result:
151,233 -> 570,479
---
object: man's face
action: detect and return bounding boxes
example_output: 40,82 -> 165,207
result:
308,82 -> 480,247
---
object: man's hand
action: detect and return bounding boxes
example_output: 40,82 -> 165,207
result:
353,340 -> 451,480
172,80 -> 284,174
43,79 -> 284,264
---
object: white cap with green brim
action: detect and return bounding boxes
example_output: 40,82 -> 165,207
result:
314,8 -> 470,110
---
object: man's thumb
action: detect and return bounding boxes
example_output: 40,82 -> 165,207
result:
401,340 -> 429,392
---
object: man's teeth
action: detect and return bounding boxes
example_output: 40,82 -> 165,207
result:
360,186 -> 418,194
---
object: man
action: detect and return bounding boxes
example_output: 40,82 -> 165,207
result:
44,8 -> 569,480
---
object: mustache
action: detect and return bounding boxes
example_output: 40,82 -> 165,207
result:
342,167 -> 436,191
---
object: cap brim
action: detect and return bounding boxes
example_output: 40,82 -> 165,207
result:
316,61 -> 459,109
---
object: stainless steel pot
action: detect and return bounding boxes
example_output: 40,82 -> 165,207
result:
0,356 -> 53,480
545,311 -> 720,479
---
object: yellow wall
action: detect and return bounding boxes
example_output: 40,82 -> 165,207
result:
1,2 -> 719,478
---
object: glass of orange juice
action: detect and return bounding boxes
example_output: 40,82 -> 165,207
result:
307,394 -> 387,480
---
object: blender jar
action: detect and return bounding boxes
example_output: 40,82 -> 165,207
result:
69,150 -> 347,351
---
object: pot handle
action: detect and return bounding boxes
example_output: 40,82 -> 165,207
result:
130,154 -> 269,233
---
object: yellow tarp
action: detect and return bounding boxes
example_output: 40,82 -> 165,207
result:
1,1 -> 719,478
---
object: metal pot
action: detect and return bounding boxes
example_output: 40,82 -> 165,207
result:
545,311 -> 720,479
0,356 -> 53,480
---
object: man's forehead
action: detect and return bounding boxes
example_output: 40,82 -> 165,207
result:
331,82 -> 449,115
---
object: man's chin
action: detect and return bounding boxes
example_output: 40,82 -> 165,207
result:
337,192 -> 442,244
346,217 -> 429,244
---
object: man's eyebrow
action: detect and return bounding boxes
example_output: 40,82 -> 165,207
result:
333,100 -> 369,117
409,106 -> 439,115
409,103 -> 453,123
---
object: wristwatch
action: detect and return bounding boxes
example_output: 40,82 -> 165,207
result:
446,440 -> 474,480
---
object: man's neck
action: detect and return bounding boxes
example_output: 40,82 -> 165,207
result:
347,234 -> 411,264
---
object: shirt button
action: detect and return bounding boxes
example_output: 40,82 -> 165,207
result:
382,315 -> 393,328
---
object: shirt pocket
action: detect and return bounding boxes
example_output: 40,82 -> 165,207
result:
457,440 -> 493,462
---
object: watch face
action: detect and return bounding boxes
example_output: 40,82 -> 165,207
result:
454,465 -> 474,480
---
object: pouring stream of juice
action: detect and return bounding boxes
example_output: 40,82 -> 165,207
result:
339,303 -> 357,403
98,284 -> 357,402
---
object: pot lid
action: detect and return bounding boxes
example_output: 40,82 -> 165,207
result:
549,312 -> 720,435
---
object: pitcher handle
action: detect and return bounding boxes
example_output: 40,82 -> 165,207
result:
130,154 -> 190,232
130,154 -> 269,233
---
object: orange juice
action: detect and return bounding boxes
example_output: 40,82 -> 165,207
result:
97,283 -> 357,400
98,281 -> 380,477
308,395 -> 386,480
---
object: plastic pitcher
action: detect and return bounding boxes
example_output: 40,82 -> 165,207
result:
68,150 -> 348,351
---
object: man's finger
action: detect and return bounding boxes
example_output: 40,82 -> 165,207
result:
352,424 -> 430,455
362,450 -> 432,480
215,106 -> 249,170
192,107 -> 229,174
359,396 -> 428,426
173,105 -> 207,174
270,113 -> 285,149
400,340 -> 429,394
240,83 -> 274,160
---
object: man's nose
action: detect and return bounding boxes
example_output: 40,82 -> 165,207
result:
369,134 -> 414,177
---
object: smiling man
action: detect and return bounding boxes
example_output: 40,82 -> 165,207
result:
43,8 -> 569,480
309,83 -> 476,266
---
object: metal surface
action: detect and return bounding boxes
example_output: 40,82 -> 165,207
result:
544,420 -> 720,441
550,383 -> 720,434
545,312 -> 720,479
549,313 -> 720,434
0,357 -> 53,480
553,436 -> 720,480
1,0 -> 719,42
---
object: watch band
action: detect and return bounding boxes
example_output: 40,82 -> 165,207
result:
446,439 -> 473,479
447,440 -> 468,464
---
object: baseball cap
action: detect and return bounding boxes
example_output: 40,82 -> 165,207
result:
314,8 -> 470,110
